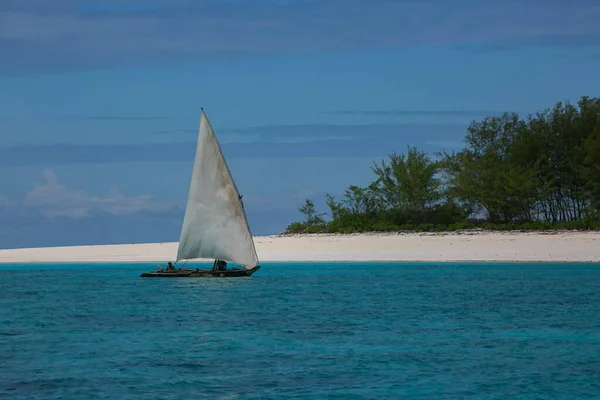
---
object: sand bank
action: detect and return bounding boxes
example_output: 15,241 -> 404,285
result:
0,231 -> 599,263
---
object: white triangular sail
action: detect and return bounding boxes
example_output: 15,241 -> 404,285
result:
176,110 -> 259,268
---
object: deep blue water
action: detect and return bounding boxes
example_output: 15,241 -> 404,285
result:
1,262 -> 599,399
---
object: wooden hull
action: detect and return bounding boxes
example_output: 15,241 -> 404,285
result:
140,265 -> 260,278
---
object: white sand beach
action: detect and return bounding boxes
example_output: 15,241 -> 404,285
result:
0,231 -> 598,263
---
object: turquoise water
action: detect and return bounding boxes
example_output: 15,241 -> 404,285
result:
1,262 -> 599,399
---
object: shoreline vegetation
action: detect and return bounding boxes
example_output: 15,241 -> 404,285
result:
285,96 -> 600,234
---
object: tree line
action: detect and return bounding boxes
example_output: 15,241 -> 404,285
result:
286,96 -> 600,233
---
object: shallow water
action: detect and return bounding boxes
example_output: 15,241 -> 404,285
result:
1,262 -> 599,399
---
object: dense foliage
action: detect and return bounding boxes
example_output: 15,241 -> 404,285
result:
286,96 -> 600,233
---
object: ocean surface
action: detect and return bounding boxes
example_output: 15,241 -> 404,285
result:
1,262 -> 599,399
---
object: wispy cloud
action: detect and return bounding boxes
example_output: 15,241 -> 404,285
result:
0,206 -> 184,249
156,122 -> 466,140
456,33 -> 600,54
0,115 -> 176,121
220,124 -> 374,144
21,170 -> 177,218
0,170 -> 185,247
0,204 -> 291,249
1,0 -> 599,74
85,116 -> 173,121
0,123 -> 466,166
330,110 -> 511,117
0,169 -> 307,248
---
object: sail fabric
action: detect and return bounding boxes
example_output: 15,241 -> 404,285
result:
176,111 -> 259,268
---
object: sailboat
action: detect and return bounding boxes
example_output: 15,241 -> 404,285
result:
141,109 -> 260,278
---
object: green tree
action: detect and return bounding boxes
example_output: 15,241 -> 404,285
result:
284,96 -> 600,233
442,113 -> 539,222
578,97 -> 600,216
299,199 -> 326,229
322,183 -> 383,232
372,146 -> 441,218
285,199 -> 326,233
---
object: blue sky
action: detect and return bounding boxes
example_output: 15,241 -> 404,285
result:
1,0 -> 599,248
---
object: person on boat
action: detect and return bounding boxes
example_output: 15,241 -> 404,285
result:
212,260 -> 227,271
166,262 -> 175,271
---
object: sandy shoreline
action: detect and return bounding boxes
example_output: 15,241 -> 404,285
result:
0,231 -> 599,264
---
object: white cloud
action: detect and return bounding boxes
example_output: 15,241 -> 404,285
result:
23,170 -> 175,218
0,195 -> 12,206
270,134 -> 356,144
2,0 -> 600,73
220,130 -> 355,144
218,132 -> 263,144
25,170 -> 88,207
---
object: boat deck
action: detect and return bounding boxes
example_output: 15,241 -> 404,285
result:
140,266 -> 260,278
